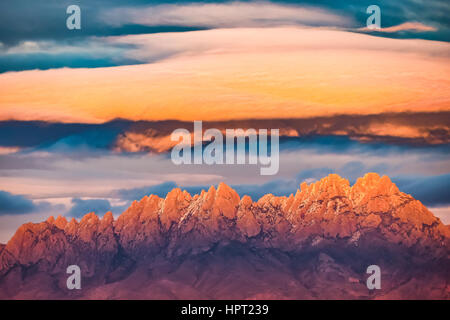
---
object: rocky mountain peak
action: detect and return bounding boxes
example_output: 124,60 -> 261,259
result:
0,173 -> 448,299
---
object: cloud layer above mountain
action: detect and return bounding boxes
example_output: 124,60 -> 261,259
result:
1,27 -> 449,123
101,2 -> 353,28
1,0 -> 449,73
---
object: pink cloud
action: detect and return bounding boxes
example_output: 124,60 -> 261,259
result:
360,22 -> 437,33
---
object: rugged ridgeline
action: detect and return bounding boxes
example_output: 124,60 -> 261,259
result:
0,173 -> 449,299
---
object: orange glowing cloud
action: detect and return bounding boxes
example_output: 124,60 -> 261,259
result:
0,27 -> 449,123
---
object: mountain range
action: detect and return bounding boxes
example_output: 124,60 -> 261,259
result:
0,173 -> 448,299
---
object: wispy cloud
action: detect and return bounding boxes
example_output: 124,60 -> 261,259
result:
360,22 -> 438,33
102,2 -> 353,29
0,39 -> 141,73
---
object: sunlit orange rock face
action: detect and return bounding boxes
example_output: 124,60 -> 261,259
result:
0,173 -> 448,299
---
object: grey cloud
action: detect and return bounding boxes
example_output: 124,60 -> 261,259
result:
0,190 -> 35,214
67,198 -> 111,218
392,174 -> 450,207
0,190 -> 65,215
66,197 -> 129,218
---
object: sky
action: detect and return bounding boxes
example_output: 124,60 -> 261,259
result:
0,0 -> 449,242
